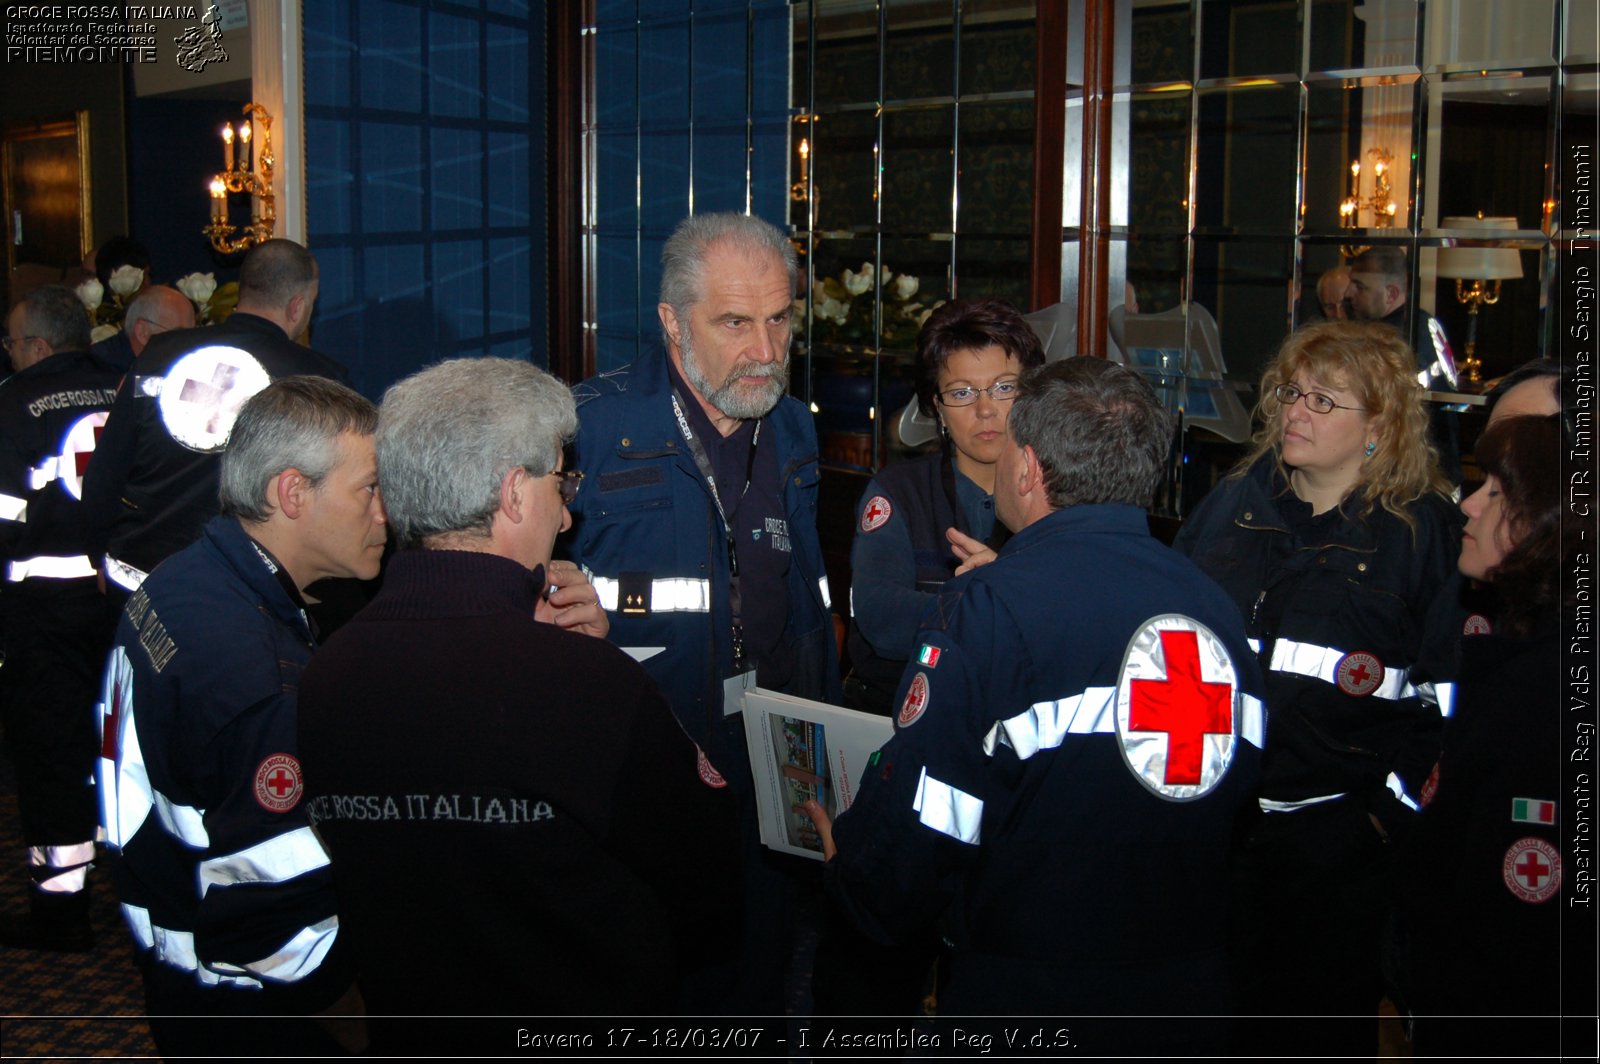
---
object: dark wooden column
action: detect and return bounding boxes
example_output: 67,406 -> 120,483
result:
1076,0 -> 1115,358
1028,1 -> 1068,312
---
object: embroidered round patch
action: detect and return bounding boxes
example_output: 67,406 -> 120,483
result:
1463,613 -> 1492,636
898,671 -> 930,728
1419,760 -> 1441,807
1116,614 -> 1240,801
1503,837 -> 1561,904
1334,650 -> 1384,697
696,747 -> 727,789
254,753 -> 304,812
860,495 -> 893,533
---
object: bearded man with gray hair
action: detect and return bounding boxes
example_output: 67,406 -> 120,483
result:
563,211 -> 840,1011
296,358 -> 736,1024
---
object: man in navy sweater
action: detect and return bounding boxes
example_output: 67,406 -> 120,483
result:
298,358 -> 738,1025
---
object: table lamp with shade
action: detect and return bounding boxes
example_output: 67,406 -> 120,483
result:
1435,215 -> 1523,386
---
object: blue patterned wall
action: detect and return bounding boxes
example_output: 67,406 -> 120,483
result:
303,0 -> 547,399
590,0 -> 791,374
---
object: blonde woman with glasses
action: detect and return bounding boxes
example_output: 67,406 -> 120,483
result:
1173,320 -> 1459,1053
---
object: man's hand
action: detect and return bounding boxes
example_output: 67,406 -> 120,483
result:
534,559 -> 610,639
947,528 -> 998,576
802,799 -> 837,861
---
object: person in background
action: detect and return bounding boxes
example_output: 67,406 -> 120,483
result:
1484,357 -> 1566,422
298,358 -> 734,1030
812,358 -> 1263,1050
97,377 -> 381,1055
844,298 -> 1046,714
1344,246 -> 1460,483
1173,320 -> 1458,1055
82,239 -> 346,599
1392,414 -> 1568,1058
1317,266 -> 1352,321
0,287 -> 122,952
89,285 -> 196,374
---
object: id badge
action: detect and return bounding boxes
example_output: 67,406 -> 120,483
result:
722,669 -> 756,717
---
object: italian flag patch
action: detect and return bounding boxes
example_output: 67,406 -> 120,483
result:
1512,797 -> 1556,825
917,644 -> 941,667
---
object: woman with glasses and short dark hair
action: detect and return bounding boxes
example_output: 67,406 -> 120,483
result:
843,297 -> 1046,716
1173,319 -> 1459,1052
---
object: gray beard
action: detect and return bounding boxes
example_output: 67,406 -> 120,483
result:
681,332 -> 788,421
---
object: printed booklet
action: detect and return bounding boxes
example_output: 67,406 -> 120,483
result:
740,688 -> 894,861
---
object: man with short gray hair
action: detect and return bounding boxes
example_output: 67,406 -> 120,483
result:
97,376 -> 378,1054
564,211 -> 840,1011
812,359 -> 1265,1041
297,358 -> 736,1020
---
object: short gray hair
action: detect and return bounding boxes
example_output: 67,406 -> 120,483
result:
17,285 -> 91,352
376,357 -> 578,547
220,376 -> 379,522
1007,357 -> 1174,510
659,212 -> 796,349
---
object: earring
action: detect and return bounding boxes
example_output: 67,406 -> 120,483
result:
1364,441 -> 1376,458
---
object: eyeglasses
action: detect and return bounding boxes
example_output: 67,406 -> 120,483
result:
551,469 -> 583,505
1275,382 -> 1365,415
1,335 -> 38,353
937,378 -> 1021,408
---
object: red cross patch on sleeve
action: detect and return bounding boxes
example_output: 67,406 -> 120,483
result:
254,753 -> 304,812
860,495 -> 893,533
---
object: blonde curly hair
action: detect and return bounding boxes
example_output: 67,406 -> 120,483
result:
1235,320 -> 1450,525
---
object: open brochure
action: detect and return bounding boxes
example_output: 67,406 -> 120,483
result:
739,687 -> 894,862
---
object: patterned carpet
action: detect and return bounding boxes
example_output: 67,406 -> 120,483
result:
0,737 -> 158,1059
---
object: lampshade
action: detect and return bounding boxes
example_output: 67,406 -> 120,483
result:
1436,215 -> 1524,280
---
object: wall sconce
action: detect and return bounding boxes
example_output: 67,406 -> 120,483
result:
1436,214 -> 1523,387
203,103 -> 275,255
1339,147 -> 1398,257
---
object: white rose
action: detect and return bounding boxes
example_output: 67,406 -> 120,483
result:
842,263 -> 874,296
75,278 -> 104,311
90,323 -> 120,344
108,265 -> 145,298
817,294 -> 849,325
893,274 -> 919,301
175,272 -> 217,305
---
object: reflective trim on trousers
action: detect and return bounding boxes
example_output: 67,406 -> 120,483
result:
1416,680 -> 1455,718
199,827 -> 331,897
104,554 -> 149,592
588,574 -> 712,613
7,554 -> 96,581
1269,638 -> 1416,700
818,575 -> 832,610
982,687 -> 1267,759
1260,792 -> 1345,812
1386,771 -> 1420,811
0,492 -> 27,522
118,902 -> 264,989
911,767 -> 983,845
28,843 -> 95,893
